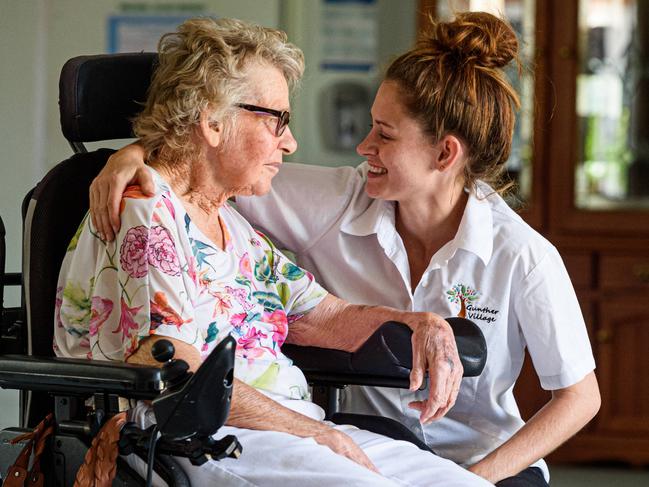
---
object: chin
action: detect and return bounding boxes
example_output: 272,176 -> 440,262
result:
251,182 -> 273,196
364,181 -> 383,200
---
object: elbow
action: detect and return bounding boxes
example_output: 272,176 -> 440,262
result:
587,383 -> 602,421
579,373 -> 602,424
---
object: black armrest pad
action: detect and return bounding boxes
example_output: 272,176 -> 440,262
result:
283,318 -> 487,388
0,355 -> 163,398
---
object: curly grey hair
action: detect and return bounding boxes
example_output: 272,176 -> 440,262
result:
133,17 -> 304,167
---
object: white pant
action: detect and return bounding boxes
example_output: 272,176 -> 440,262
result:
126,402 -> 492,486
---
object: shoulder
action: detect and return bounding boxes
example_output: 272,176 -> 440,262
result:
270,162 -> 367,206
478,183 -> 556,273
119,168 -> 180,229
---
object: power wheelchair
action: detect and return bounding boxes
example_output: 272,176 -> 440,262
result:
0,52 -> 487,486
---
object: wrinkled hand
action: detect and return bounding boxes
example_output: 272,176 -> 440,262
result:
89,143 -> 153,241
405,313 -> 463,423
313,427 -> 379,474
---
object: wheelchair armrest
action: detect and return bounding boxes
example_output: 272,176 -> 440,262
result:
283,317 -> 487,388
0,355 -> 164,399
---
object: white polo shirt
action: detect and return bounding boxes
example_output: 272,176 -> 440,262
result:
237,162 -> 596,479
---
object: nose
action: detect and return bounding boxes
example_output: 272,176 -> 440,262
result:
280,125 -> 298,155
356,129 -> 375,157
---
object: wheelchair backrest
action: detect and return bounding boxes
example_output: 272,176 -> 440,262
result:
21,53 -> 158,427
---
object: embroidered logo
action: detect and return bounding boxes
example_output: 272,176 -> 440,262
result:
446,284 -> 499,324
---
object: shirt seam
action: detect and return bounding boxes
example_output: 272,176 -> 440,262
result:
298,170 -> 358,255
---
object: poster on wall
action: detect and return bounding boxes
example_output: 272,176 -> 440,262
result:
320,0 -> 378,71
107,3 -> 208,53
108,15 -> 194,52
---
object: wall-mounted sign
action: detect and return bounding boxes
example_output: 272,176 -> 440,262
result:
320,0 -> 377,71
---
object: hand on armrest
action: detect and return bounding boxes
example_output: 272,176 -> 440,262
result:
283,317 -> 487,387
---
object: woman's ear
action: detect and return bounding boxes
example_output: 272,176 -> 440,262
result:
199,110 -> 222,148
435,135 -> 464,172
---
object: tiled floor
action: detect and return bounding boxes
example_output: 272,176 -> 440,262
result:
550,465 -> 649,486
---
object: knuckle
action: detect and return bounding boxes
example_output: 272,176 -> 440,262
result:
428,391 -> 444,405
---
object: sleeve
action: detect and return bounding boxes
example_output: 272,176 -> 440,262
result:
90,189 -> 205,360
255,231 -> 328,318
513,246 -> 596,390
235,162 -> 360,253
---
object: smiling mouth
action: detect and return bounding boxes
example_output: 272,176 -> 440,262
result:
368,164 -> 387,175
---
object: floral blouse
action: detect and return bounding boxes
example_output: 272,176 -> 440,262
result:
54,168 -> 327,401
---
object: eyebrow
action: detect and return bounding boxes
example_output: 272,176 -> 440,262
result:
374,119 -> 396,130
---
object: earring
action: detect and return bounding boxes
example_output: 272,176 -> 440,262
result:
439,164 -> 445,171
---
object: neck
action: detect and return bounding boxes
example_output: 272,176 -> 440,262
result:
396,180 -> 467,250
153,157 -> 231,213
150,157 -> 230,249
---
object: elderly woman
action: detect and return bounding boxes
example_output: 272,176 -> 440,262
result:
90,12 -> 601,487
54,17 -> 490,486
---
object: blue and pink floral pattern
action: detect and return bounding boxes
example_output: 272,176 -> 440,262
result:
54,168 -> 326,400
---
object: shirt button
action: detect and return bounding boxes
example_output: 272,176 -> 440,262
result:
421,281 -> 428,288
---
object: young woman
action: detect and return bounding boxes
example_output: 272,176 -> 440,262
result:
90,12 -> 601,486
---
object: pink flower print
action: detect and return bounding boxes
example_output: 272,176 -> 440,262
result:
225,286 -> 254,311
89,296 -> 113,337
162,193 -> 176,219
125,333 -> 140,359
237,327 -> 275,361
120,226 -> 149,278
54,286 -> 64,329
147,226 -> 180,276
264,310 -> 288,347
230,312 -> 247,332
236,345 -> 265,362
239,253 -> 253,280
113,297 -> 142,342
238,326 -> 267,350
186,255 -> 198,284
210,291 -> 232,318
287,313 -> 304,325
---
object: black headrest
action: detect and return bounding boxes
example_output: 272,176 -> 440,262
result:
59,53 -> 158,143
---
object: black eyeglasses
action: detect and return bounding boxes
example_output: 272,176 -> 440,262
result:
236,103 -> 290,137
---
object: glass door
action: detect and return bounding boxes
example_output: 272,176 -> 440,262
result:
550,0 -> 649,235
575,0 -> 649,211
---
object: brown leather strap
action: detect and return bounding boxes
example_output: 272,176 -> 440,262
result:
25,422 -> 55,487
5,414 -> 54,487
73,412 -> 127,487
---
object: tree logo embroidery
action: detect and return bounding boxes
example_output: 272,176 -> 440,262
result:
446,284 -> 479,318
446,284 -> 500,324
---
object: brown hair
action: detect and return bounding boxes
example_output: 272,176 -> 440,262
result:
133,17 -> 304,168
385,11 -> 521,191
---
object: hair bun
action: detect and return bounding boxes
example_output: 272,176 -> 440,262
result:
422,11 -> 518,69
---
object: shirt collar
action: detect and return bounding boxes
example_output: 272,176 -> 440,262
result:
453,184 -> 494,266
341,183 -> 494,265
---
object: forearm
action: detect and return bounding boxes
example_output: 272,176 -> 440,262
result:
288,294 -> 462,422
469,372 -> 601,483
130,337 -> 331,437
287,294 -> 420,352
227,378 -> 329,437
